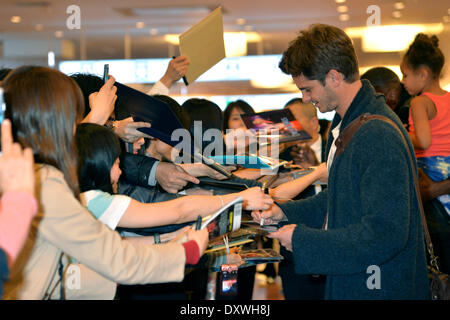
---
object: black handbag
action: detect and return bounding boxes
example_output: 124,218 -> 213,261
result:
335,113 -> 450,300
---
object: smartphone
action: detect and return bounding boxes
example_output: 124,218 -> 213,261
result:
103,64 -> 109,83
0,87 -> 5,124
219,264 -> 238,296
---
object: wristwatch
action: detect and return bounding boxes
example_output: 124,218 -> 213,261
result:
105,116 -> 116,130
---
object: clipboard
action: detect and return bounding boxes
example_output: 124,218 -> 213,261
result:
179,6 -> 226,85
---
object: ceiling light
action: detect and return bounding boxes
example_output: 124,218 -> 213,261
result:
394,2 -> 405,10
392,11 -> 403,19
11,16 -> 21,23
48,51 -> 55,67
54,30 -> 64,38
335,0 -> 346,3
165,31 -> 261,57
244,32 -> 262,42
346,24 -> 444,52
164,34 -> 180,45
224,32 -> 247,57
35,24 -> 43,31
136,21 -> 145,29
149,28 -> 158,35
236,18 -> 246,25
250,77 -> 293,89
339,14 -> 350,22
337,5 -> 348,13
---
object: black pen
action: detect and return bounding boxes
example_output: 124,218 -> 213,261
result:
196,215 -> 202,230
172,56 -> 189,86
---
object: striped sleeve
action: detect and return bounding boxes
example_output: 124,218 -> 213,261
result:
80,190 -> 131,230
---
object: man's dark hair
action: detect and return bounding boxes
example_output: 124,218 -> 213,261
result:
70,73 -> 104,118
182,98 -> 224,155
76,122 -> 122,193
361,67 -> 400,92
279,24 -> 359,84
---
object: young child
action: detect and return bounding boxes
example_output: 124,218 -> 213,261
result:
401,33 -> 450,215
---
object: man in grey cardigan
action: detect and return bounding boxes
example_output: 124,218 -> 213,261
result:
253,24 -> 429,299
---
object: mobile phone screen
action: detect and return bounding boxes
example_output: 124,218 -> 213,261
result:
220,264 -> 238,296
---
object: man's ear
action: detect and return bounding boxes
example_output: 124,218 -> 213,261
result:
326,69 -> 343,87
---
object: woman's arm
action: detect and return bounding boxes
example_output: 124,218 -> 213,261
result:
117,187 -> 273,228
408,96 -> 435,150
269,163 -> 327,200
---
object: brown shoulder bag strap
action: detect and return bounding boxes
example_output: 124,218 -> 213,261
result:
334,113 -> 438,270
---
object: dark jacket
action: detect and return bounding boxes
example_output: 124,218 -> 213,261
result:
278,80 -> 429,299
119,153 -> 158,188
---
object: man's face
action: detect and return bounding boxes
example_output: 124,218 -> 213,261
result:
292,74 -> 339,114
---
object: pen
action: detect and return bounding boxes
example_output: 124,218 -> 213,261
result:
260,181 -> 267,226
196,215 -> 202,230
223,235 -> 229,255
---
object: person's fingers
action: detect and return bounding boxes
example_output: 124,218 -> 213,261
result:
11,142 -> 22,157
23,147 -> 34,166
260,210 -> 273,219
251,210 -> 262,222
127,121 -> 151,128
174,174 -> 199,186
1,119 -> 13,155
174,167 -> 200,184
266,231 -> 279,239
163,186 -> 179,194
88,92 -> 98,101
103,75 -> 116,88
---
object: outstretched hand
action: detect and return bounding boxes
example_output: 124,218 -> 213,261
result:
238,187 -> 273,211
113,117 -> 152,143
155,162 -> 200,193
267,224 -> 297,252
160,55 -> 190,88
291,142 -> 319,169
0,119 -> 35,196
251,203 -> 284,225
83,75 -> 117,125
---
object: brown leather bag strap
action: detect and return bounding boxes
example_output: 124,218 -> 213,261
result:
333,113 -> 438,269
334,113 -> 375,160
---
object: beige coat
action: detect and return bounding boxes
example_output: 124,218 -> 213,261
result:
3,165 -> 186,300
